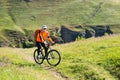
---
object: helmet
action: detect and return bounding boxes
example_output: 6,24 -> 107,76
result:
41,25 -> 47,29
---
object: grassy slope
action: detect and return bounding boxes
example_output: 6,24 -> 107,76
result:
0,34 -> 120,80
54,34 -> 120,80
0,0 -> 120,44
0,48 -> 61,80
0,0 -> 120,30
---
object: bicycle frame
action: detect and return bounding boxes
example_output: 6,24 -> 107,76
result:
33,42 -> 61,66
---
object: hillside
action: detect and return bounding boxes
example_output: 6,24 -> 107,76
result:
0,0 -> 120,79
0,0 -> 120,48
0,34 -> 120,80
0,0 -> 120,29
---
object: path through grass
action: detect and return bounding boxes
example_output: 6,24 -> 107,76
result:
0,34 -> 120,80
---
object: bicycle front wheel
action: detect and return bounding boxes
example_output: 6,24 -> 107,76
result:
33,49 -> 44,64
47,49 -> 61,66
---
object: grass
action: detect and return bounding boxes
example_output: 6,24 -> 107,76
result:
0,0 -> 120,29
0,0 -> 120,45
0,48 -> 62,80
0,1 -> 120,79
53,34 -> 120,80
0,34 -> 120,80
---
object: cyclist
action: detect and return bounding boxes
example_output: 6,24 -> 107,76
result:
34,25 -> 55,58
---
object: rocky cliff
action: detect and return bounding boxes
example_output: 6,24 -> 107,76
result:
0,24 -> 118,48
60,25 -> 113,43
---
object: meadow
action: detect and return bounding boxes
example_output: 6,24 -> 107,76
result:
0,0 -> 120,48
0,34 -> 120,80
0,0 -> 120,30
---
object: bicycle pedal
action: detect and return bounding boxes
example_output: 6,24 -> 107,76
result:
37,56 -> 40,59
45,57 -> 50,60
37,55 -> 43,59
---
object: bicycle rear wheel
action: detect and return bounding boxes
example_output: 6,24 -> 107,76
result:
47,49 -> 61,66
33,49 -> 44,64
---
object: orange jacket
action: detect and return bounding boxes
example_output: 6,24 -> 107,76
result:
34,29 -> 54,43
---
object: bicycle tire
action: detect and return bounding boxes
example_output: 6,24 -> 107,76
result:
47,49 -> 61,66
33,49 -> 44,64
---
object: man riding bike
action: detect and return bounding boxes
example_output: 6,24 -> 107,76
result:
34,25 -> 55,59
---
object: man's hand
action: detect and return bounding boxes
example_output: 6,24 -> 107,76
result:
51,42 -> 56,46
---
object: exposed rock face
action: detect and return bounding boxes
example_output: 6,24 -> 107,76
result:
60,25 -> 113,42
0,29 -> 34,48
0,25 -> 114,48
3,29 -> 25,47
85,29 -> 95,38
24,0 -> 32,2
60,26 -> 84,43
90,25 -> 113,37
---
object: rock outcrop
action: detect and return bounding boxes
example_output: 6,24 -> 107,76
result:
60,26 -> 84,43
0,29 -> 34,48
60,25 -> 113,43
90,25 -> 113,37
0,25 -> 114,48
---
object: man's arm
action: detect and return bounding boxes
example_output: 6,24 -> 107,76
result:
48,36 -> 54,43
46,31 -> 54,43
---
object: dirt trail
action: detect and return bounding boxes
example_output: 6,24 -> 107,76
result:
16,48 -> 69,80
43,65 -> 69,80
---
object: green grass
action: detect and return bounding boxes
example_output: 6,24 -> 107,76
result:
0,0 -> 120,29
0,0 -> 120,44
0,0 -> 120,79
0,48 -> 62,80
53,34 -> 120,80
0,34 -> 120,80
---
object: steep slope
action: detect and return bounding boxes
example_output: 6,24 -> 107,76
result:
0,0 -> 120,29
0,0 -> 120,48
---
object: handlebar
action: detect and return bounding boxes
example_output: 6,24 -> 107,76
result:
51,42 -> 56,46
44,42 -> 56,47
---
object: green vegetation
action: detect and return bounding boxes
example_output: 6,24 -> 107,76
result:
0,48 -> 61,80
0,34 -> 120,80
54,34 -> 120,80
0,0 -> 120,48
0,0 -> 120,79
0,0 -> 120,29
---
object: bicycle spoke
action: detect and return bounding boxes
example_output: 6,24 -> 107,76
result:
33,49 -> 44,64
47,50 -> 61,66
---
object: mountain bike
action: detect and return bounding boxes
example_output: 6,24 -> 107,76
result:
33,42 -> 61,66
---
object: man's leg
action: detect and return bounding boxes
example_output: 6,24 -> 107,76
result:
40,42 -> 48,57
36,42 -> 41,55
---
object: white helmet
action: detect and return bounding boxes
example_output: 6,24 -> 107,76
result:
41,25 -> 47,29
